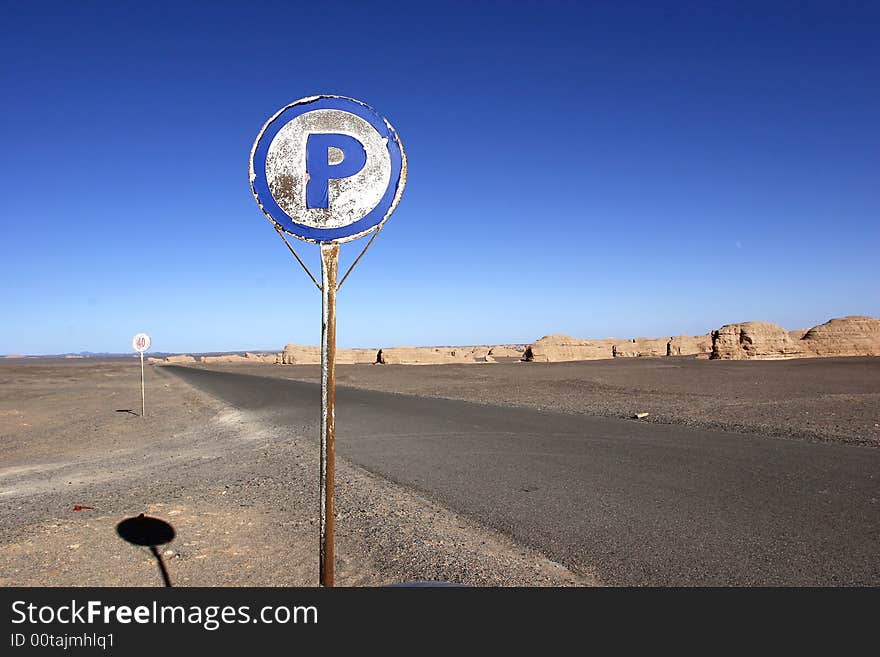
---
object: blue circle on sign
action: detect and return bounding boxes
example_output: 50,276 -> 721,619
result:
249,96 -> 406,243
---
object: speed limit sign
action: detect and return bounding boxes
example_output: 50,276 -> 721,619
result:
131,332 -> 151,416
132,333 -> 151,353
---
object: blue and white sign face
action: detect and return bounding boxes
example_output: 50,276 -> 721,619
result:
250,96 -> 407,244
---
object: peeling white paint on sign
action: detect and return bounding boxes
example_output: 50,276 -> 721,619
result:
265,109 -> 392,230
249,95 -> 406,244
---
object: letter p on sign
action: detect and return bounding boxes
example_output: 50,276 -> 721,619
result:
306,133 -> 368,209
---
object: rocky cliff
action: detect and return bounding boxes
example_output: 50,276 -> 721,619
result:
281,343 -> 377,365
523,333 -> 712,362
612,338 -> 670,358
709,316 -> 880,360
151,316 -> 878,367
800,316 -> 880,357
377,346 -> 492,365
710,322 -> 805,360
522,316 -> 879,363
667,334 -> 713,356
522,335 -> 615,362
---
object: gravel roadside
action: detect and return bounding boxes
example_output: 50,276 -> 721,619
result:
0,359 -> 590,586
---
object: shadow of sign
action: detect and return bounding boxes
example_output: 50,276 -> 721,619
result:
116,514 -> 176,587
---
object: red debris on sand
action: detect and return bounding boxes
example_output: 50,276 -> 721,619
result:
72,505 -> 95,511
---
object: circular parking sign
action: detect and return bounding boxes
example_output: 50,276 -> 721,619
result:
249,95 -> 407,244
132,333 -> 151,353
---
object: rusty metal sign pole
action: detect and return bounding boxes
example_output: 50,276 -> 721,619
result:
139,351 -> 146,418
319,243 -> 338,587
249,95 -> 407,588
132,333 -> 151,418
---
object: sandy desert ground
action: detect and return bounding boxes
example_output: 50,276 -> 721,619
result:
0,358 -> 590,587
1,355 -> 878,587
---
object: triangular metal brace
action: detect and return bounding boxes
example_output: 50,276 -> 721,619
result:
273,223 -> 384,293
336,227 -> 382,292
274,225 -> 322,291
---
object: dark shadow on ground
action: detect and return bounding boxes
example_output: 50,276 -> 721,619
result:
116,514 -> 175,587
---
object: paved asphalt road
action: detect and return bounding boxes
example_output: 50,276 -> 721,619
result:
167,366 -> 879,586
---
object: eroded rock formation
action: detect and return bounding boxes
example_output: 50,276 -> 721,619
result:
166,354 -> 197,364
244,352 -> 277,363
667,334 -> 713,356
281,343 -> 376,365
201,354 -> 248,364
710,322 -> 804,360
709,316 -> 880,360
523,333 -> 715,362
522,335 -> 615,362
158,316 -> 878,369
336,349 -> 378,364
376,346 -> 489,365
153,355 -> 196,364
281,344 -> 320,365
613,338 -> 670,358
800,316 -> 880,357
487,345 -> 526,359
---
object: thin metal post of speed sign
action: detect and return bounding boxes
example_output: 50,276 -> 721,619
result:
250,96 -> 407,587
132,333 -> 151,417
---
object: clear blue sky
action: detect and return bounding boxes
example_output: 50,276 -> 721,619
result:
2,1 -> 878,354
